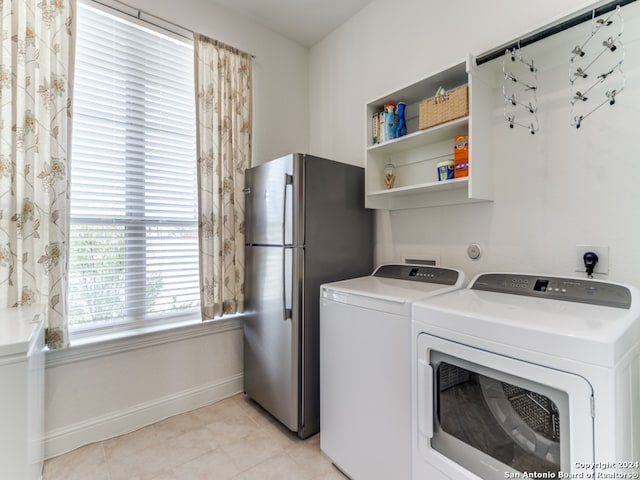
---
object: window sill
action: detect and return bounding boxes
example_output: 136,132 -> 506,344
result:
45,314 -> 244,368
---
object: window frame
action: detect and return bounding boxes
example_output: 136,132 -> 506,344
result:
68,0 -> 201,340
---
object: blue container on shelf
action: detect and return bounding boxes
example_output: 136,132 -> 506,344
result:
437,160 -> 455,181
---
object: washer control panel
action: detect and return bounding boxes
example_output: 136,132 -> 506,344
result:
374,264 -> 460,286
471,273 -> 631,309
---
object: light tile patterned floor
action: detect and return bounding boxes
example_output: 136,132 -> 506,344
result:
44,394 -> 348,480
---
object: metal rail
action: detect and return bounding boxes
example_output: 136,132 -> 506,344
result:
475,0 -> 637,66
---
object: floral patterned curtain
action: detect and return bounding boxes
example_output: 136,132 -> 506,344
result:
194,34 -> 252,320
0,0 -> 75,349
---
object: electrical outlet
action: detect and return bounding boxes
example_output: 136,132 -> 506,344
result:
575,245 -> 609,275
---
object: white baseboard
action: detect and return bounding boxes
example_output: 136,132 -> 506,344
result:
44,373 -> 243,459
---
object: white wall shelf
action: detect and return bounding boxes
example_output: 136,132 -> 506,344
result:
368,177 -> 469,198
365,57 -> 494,210
367,116 -> 469,155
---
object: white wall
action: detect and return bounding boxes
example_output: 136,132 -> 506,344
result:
309,0 -> 640,288
45,0 -> 310,457
45,320 -> 243,457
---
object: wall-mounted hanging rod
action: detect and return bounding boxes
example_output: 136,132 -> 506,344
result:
475,0 -> 636,66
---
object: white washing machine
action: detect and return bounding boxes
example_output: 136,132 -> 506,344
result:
411,272 -> 640,480
320,264 -> 467,480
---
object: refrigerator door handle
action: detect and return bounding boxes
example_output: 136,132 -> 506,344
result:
283,173 -> 293,246
282,247 -> 293,320
282,173 -> 294,320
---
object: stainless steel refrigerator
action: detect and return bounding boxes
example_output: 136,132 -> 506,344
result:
243,153 -> 373,439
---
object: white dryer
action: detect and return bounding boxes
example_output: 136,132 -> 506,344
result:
411,272 -> 640,480
320,264 -> 467,480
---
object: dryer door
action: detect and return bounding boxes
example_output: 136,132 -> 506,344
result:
415,333 -> 594,480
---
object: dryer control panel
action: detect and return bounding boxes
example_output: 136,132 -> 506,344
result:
374,264 -> 460,285
471,273 -> 632,309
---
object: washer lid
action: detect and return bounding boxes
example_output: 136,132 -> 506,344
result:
321,265 -> 467,314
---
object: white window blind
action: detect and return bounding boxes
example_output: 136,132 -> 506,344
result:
69,2 -> 200,333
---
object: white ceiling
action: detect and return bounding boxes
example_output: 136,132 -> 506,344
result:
208,0 -> 373,48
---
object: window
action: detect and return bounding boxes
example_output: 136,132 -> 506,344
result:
69,2 -> 200,335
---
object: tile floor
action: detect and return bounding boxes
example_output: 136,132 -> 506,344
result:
43,394 -> 348,480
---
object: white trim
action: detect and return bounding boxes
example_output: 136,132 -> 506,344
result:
44,373 -> 244,459
0,352 -> 28,367
46,316 -> 243,368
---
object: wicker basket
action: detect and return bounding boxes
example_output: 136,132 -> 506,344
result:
419,85 -> 469,130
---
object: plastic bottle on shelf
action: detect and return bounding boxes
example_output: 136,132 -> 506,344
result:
384,103 -> 396,142
395,102 -> 407,138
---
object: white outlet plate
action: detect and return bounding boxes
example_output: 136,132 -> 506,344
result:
575,245 -> 609,275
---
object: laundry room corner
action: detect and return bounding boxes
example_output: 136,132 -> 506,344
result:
309,0 -> 640,288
